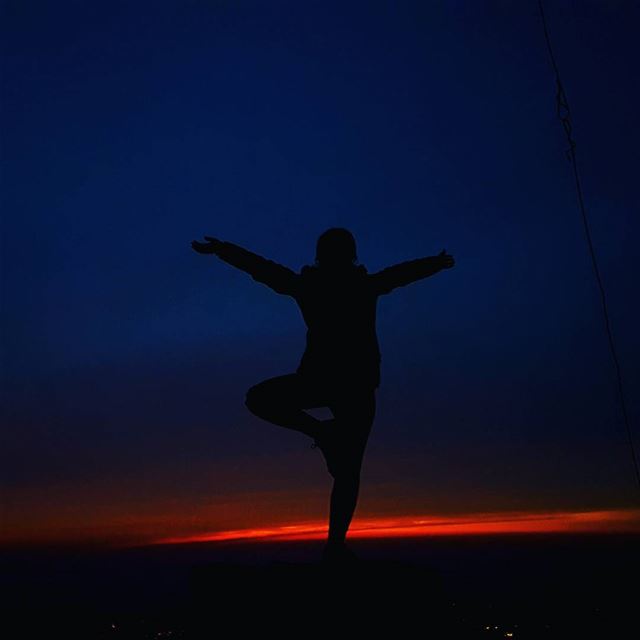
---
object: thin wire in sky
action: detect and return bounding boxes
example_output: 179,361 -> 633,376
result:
537,0 -> 640,494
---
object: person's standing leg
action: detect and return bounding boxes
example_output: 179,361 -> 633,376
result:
244,373 -> 325,440
325,386 -> 376,548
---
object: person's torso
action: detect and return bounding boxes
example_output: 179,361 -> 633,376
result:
293,264 -> 381,387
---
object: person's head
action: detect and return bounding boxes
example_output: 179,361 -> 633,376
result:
314,227 -> 358,269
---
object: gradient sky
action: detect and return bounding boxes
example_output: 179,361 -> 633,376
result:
2,0 -> 639,546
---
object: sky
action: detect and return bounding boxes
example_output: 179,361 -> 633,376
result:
2,0 -> 639,547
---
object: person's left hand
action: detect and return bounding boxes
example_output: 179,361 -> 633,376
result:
437,249 -> 455,269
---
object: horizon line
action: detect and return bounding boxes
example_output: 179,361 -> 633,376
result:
150,507 -> 640,546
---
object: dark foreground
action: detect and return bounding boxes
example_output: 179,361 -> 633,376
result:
1,534 -> 638,638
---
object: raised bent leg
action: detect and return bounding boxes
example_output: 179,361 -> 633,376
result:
244,373 -> 325,440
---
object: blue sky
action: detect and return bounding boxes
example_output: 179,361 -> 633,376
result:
2,0 -> 639,543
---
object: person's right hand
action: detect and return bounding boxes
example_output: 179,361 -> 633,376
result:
437,249 -> 455,269
191,235 -> 222,255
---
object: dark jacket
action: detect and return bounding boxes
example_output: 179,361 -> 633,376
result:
214,241 -> 444,390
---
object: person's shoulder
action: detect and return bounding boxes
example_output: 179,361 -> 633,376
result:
300,264 -> 369,280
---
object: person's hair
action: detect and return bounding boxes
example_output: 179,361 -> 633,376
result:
315,227 -> 358,267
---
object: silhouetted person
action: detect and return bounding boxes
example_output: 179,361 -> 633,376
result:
191,227 -> 455,564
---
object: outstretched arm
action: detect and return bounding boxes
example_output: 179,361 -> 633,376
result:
191,236 -> 300,297
369,249 -> 455,296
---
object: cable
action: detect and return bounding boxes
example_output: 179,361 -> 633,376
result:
537,0 -> 640,492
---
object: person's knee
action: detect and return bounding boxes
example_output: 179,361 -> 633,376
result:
245,383 -> 267,414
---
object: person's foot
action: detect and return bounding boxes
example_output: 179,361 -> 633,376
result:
311,418 -> 340,477
320,540 -> 360,566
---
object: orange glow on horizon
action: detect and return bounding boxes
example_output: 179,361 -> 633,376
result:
151,508 -> 640,546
